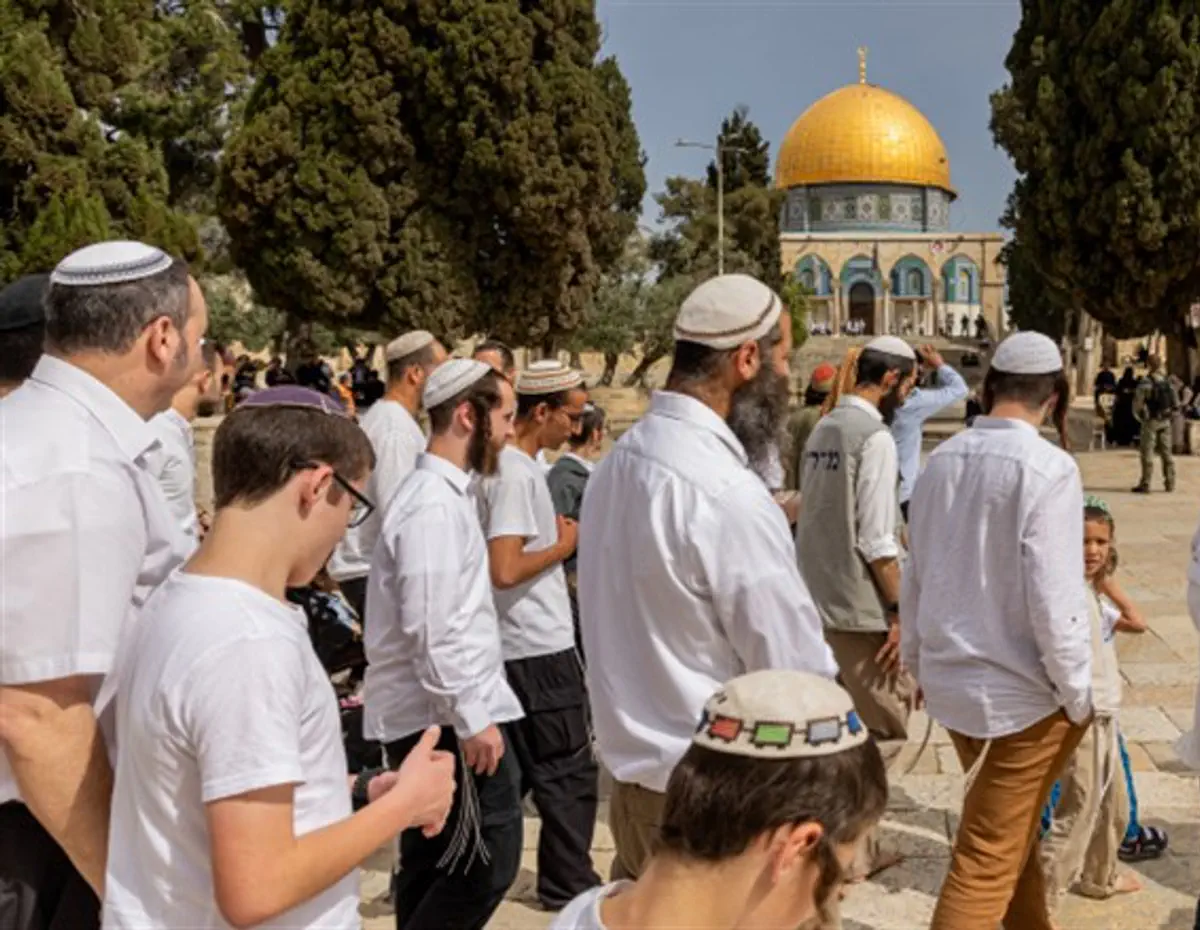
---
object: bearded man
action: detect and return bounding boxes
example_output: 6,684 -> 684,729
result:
577,274 -> 837,882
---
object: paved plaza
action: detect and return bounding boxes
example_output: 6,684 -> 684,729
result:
359,447 -> 1200,929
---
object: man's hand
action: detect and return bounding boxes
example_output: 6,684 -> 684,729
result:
462,724 -> 505,777
381,727 -> 455,837
917,345 -> 945,370
875,618 -> 903,676
555,516 -> 579,560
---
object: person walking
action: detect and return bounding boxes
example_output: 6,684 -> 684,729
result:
1132,355 -> 1177,493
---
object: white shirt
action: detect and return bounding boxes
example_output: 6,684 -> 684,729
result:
473,445 -> 575,660
145,408 -> 199,548
578,391 -> 838,793
0,356 -> 188,805
102,573 -> 356,930
364,454 -> 524,742
549,881 -> 631,930
328,400 -> 425,582
828,395 -> 901,562
901,416 -> 1092,739
535,448 -> 552,473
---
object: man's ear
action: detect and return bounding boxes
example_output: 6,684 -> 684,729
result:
731,339 -> 762,384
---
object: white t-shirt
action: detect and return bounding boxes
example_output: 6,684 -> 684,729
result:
473,445 -> 575,661
145,408 -> 200,550
550,881 -> 631,930
102,573 -> 357,930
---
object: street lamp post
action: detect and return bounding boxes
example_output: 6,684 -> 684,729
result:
676,138 -> 748,277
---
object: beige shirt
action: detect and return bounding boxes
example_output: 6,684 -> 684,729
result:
1089,591 -> 1121,716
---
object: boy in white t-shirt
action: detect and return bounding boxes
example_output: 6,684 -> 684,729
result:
102,387 -> 455,930
473,360 -> 600,909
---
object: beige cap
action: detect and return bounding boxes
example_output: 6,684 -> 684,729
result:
515,360 -> 584,396
423,358 -> 490,409
385,330 -> 435,362
674,274 -> 782,350
864,336 -> 917,360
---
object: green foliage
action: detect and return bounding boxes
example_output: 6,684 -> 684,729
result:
779,277 -> 811,349
201,276 -> 285,353
219,0 -> 644,347
992,2 -> 1200,338
706,105 -> 772,193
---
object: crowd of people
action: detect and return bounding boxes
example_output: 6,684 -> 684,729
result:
3,240 -> 1200,930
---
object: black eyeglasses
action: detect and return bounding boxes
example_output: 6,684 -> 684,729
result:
292,461 -> 375,529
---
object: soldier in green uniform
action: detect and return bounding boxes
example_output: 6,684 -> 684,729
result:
1132,355 -> 1177,494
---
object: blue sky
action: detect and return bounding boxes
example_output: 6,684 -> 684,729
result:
596,0 -> 1021,234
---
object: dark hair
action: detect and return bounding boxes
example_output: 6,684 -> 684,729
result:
981,368 -> 1067,414
45,261 -> 190,354
386,343 -> 439,383
668,325 -> 782,392
854,348 -> 916,388
0,320 -> 46,384
568,404 -> 606,447
212,406 -> 375,509
803,385 -> 828,407
428,369 -> 504,434
1085,505 -> 1118,576
659,740 -> 887,912
516,387 -> 583,421
474,339 -> 515,373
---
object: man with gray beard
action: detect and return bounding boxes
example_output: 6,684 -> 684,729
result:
577,274 -> 837,882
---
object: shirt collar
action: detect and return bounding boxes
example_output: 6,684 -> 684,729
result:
970,415 -> 1040,436
417,451 -> 471,494
30,355 -> 160,462
561,451 -> 594,472
649,391 -> 747,465
838,394 -> 884,423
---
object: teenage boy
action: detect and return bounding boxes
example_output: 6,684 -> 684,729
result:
101,386 -> 456,930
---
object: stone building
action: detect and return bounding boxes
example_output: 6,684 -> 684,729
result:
776,52 -> 1007,339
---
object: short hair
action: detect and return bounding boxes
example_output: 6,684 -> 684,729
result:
981,368 -> 1064,412
428,369 -> 505,434
201,340 -> 220,372
854,348 -> 915,388
668,324 -> 782,392
45,261 -> 190,355
474,339 -> 515,373
516,387 -> 579,421
212,406 -> 375,510
568,404 -> 606,447
0,320 -> 46,384
659,739 -> 887,909
386,342 -> 439,383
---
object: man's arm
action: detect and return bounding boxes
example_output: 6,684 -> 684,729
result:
856,431 -> 902,600
899,553 -> 921,680
480,467 -> 574,589
488,532 -> 574,590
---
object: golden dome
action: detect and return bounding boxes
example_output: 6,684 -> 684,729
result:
776,83 -> 954,195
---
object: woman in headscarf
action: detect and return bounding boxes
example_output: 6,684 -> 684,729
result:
1111,367 -> 1140,446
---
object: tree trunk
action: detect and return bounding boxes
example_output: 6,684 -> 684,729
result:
601,352 -> 618,386
569,350 -> 582,369
624,351 -> 662,388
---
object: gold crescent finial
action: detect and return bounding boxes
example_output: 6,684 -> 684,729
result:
858,46 -> 868,84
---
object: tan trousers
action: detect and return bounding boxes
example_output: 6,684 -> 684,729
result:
1041,715 -> 1129,905
931,712 -> 1088,930
608,780 -> 666,881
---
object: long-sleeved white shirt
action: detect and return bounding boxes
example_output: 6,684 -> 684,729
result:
362,454 -> 523,743
578,391 -> 838,793
328,400 -> 425,582
901,416 -> 1092,739
145,408 -> 199,549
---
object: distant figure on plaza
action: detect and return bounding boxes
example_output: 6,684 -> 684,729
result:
1131,355 -> 1177,493
903,331 -> 1091,930
1112,366 -> 1140,446
578,274 -> 837,881
783,361 -> 837,491
959,313 -> 970,338
891,344 -> 968,521
474,339 -> 518,384
549,671 -> 888,930
0,274 -> 48,397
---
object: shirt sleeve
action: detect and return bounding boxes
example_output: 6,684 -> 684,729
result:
369,424 -> 425,514
479,469 -> 539,542
391,507 -> 495,737
1024,464 -> 1092,725
548,468 -> 584,521
704,484 -> 839,680
0,467 -> 146,685
855,431 -> 900,562
179,636 -> 307,803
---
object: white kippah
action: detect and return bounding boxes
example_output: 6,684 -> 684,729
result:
693,670 -> 868,759
423,358 -> 491,409
864,335 -> 917,361
385,330 -> 434,362
51,241 -> 174,287
674,274 -> 783,350
990,331 -> 1062,375
515,360 -> 584,396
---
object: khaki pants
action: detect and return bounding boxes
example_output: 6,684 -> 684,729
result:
931,712 -> 1088,930
1139,419 -> 1175,489
608,780 -> 666,881
1042,715 -> 1128,906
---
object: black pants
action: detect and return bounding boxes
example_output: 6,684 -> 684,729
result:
339,575 -> 368,624
384,728 -> 522,930
505,648 -> 600,909
0,803 -> 99,930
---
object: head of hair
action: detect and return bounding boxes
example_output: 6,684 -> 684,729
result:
658,739 -> 887,911
804,385 -> 828,407
568,404 -> 606,448
854,348 -> 916,388
427,369 -> 505,435
1085,504 -> 1118,576
516,388 -> 575,421
668,324 -> 783,393
212,406 -> 375,510
0,320 -> 46,384
474,339 -> 515,373
981,368 -> 1066,414
387,342 -> 439,383
44,261 -> 190,355
201,340 -> 220,372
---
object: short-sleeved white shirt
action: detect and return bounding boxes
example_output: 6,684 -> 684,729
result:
473,445 -> 575,660
102,573 -> 357,930
0,356 -> 189,805
145,407 -> 199,549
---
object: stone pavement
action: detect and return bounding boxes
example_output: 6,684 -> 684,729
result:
361,447 -> 1200,930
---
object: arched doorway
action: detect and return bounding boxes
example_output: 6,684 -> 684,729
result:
848,282 -> 875,335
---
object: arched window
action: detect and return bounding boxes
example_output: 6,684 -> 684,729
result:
800,269 -> 815,291
908,268 -> 924,295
